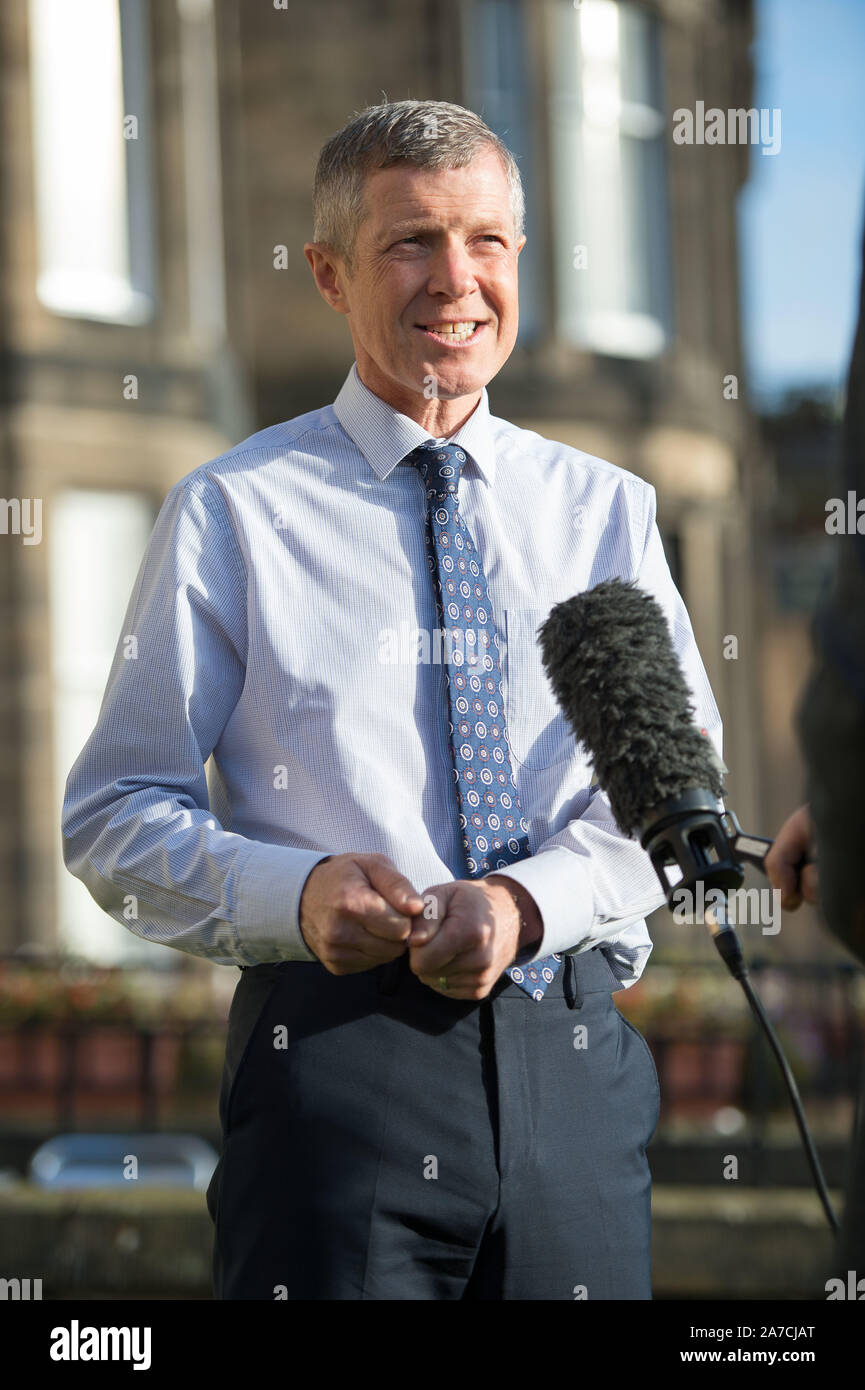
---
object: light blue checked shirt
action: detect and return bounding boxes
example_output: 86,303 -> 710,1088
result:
62,362 -> 723,984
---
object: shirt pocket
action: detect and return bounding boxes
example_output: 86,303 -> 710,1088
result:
502,607 -> 579,771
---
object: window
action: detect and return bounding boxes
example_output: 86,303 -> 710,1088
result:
28,0 -> 156,323
461,0 -> 542,343
548,0 -> 672,356
51,488 -> 158,963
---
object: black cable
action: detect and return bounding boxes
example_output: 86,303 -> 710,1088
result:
710,922 -> 840,1236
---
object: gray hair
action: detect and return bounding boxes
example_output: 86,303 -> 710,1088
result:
311,99 -> 525,271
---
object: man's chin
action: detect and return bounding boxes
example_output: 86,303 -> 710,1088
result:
411,358 -> 492,400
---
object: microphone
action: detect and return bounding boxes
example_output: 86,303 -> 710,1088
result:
536,577 -> 772,915
537,578 -> 838,1235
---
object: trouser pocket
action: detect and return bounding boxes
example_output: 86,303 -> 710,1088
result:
617,1010 -> 661,1145
220,963 -> 284,1133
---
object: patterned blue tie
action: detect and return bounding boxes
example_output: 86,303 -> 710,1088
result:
407,441 -> 562,1000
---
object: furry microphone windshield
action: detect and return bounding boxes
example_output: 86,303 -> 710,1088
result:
536,577 -> 725,838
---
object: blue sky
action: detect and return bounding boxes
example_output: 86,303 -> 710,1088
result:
737,0 -> 865,405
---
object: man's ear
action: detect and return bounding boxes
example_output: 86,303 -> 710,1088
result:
515,234 -> 527,257
304,243 -> 350,315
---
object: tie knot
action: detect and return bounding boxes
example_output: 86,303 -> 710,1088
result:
407,442 -> 468,498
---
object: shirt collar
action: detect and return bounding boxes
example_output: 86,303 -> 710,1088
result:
332,361 -> 497,486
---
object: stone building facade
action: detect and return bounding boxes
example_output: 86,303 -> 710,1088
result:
0,0 -> 779,961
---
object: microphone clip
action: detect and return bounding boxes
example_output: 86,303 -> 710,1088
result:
639,789 -> 772,906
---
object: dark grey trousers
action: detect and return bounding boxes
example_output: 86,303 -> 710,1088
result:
205,946 -> 660,1300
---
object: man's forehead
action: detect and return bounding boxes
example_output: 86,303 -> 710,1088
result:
362,158 -> 512,234
381,207 -> 511,234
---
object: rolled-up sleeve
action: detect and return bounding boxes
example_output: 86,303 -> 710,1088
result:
61,475 -> 327,967
488,481 -> 724,985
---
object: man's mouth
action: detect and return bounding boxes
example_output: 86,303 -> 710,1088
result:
415,320 -> 486,346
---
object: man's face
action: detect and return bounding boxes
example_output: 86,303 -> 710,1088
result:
306,148 -> 525,419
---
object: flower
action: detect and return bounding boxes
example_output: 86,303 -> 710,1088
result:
0,960 -> 228,1027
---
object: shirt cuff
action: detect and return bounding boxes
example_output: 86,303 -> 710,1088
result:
484,846 -> 593,964
234,841 -> 332,965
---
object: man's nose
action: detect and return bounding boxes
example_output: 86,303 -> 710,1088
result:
425,240 -> 478,300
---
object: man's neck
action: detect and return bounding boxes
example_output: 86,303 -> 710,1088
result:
355,361 -> 483,438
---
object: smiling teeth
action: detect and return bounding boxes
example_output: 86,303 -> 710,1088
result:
425,322 -> 477,339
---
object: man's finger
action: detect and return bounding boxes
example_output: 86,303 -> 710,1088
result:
407,885 -> 451,945
409,918 -> 489,975
347,887 -> 414,941
801,862 -> 819,906
765,850 -> 799,903
325,937 -> 406,972
364,857 -> 426,916
330,870 -> 414,942
418,972 -> 493,1001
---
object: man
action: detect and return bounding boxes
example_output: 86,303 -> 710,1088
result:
62,100 -> 722,1299
766,212 -> 865,1273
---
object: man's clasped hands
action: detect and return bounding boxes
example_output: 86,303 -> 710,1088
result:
297,852 -> 543,1001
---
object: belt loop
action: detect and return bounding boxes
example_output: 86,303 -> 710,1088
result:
564,954 -> 581,1011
